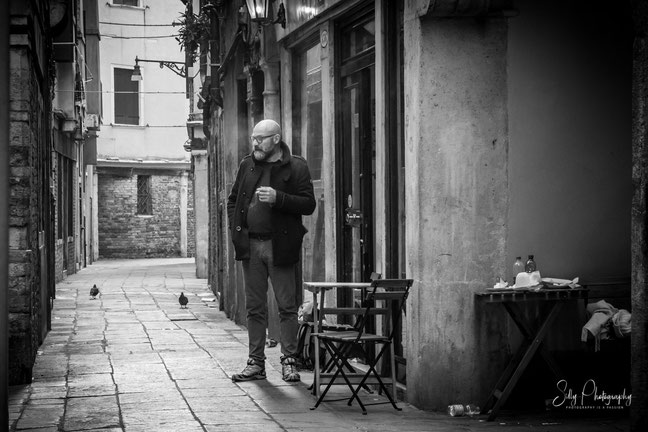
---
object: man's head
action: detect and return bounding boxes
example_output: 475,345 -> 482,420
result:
251,119 -> 282,162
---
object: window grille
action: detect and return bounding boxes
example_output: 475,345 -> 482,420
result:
137,175 -> 152,215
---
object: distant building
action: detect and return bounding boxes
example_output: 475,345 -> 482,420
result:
96,0 -> 194,259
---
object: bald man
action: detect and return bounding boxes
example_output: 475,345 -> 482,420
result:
227,119 -> 316,382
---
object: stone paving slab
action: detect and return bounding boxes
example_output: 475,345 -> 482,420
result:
14,404 -> 63,430
63,396 -> 121,431
7,258 -> 630,432
205,424 -> 285,432
124,422 -> 205,432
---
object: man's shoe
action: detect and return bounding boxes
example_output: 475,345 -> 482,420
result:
231,359 -> 266,382
281,356 -> 301,382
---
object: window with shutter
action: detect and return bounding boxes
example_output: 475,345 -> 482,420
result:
114,68 -> 139,125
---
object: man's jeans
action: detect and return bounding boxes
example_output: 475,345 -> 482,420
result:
242,238 -> 299,365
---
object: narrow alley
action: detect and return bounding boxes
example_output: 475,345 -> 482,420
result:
7,259 -> 628,432
8,258 -> 436,431
4,1 -> 646,430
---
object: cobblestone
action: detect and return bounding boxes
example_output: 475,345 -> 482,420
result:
8,258 -> 629,431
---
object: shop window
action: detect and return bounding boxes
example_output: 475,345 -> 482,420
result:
295,44 -> 323,180
341,20 -> 375,61
114,67 -> 139,125
137,175 -> 152,215
293,41 -> 325,283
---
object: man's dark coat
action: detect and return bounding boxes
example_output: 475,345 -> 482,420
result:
227,141 -> 316,266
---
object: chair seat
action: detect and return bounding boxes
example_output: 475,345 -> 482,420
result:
321,323 -> 356,331
320,333 -> 389,343
317,330 -> 360,340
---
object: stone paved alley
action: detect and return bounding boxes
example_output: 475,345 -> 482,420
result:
7,259 -> 630,431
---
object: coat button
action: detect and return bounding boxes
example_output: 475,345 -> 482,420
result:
243,192 -> 246,196
283,230 -> 288,235
240,210 -> 244,213
236,226 -> 242,232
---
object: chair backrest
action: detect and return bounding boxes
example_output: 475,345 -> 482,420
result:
356,279 -> 413,339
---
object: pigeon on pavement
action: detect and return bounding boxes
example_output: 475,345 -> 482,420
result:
90,284 -> 99,299
179,292 -> 188,309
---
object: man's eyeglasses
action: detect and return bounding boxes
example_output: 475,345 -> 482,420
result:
251,134 -> 276,143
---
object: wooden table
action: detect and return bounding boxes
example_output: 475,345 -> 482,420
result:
475,287 -> 589,421
302,281 -> 372,395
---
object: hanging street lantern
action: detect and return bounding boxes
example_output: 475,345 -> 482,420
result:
244,0 -> 285,28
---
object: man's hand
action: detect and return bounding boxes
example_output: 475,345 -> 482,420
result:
256,186 -> 277,204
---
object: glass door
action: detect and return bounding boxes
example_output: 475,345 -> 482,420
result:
340,67 -> 375,284
337,14 -> 376,286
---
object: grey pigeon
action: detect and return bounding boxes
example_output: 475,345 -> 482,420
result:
90,284 -> 99,299
179,292 -> 188,309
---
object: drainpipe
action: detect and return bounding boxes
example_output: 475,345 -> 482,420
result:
1,0 -> 11,426
260,59 -> 280,121
259,22 -> 280,122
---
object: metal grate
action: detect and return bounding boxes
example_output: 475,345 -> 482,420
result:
137,175 -> 152,215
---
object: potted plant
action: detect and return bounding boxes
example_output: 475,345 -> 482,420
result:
175,9 -> 211,64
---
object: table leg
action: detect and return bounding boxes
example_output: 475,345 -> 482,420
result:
311,289 -> 329,396
312,290 -> 319,332
313,332 -> 320,396
480,338 -> 530,416
311,289 -> 319,396
504,302 -> 565,380
485,302 -> 564,421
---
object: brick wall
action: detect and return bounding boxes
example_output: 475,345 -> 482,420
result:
8,4 -> 51,384
98,169 -> 192,258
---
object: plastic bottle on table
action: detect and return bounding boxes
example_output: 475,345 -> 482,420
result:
525,255 -> 537,273
513,256 -> 524,285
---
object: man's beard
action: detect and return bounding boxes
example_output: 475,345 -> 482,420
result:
252,149 -> 268,161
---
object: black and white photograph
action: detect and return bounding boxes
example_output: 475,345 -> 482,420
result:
0,0 -> 645,431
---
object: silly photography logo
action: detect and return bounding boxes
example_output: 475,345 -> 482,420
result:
552,379 -> 632,410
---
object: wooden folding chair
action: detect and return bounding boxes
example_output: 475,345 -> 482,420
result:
310,278 -> 413,414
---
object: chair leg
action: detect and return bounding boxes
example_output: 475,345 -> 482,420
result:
311,340 -> 367,414
321,341 -> 374,397
371,366 -> 401,411
349,343 -> 401,412
390,342 -> 397,399
313,335 -> 320,396
314,339 -> 361,396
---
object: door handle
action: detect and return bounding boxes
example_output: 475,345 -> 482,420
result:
345,208 -> 363,227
